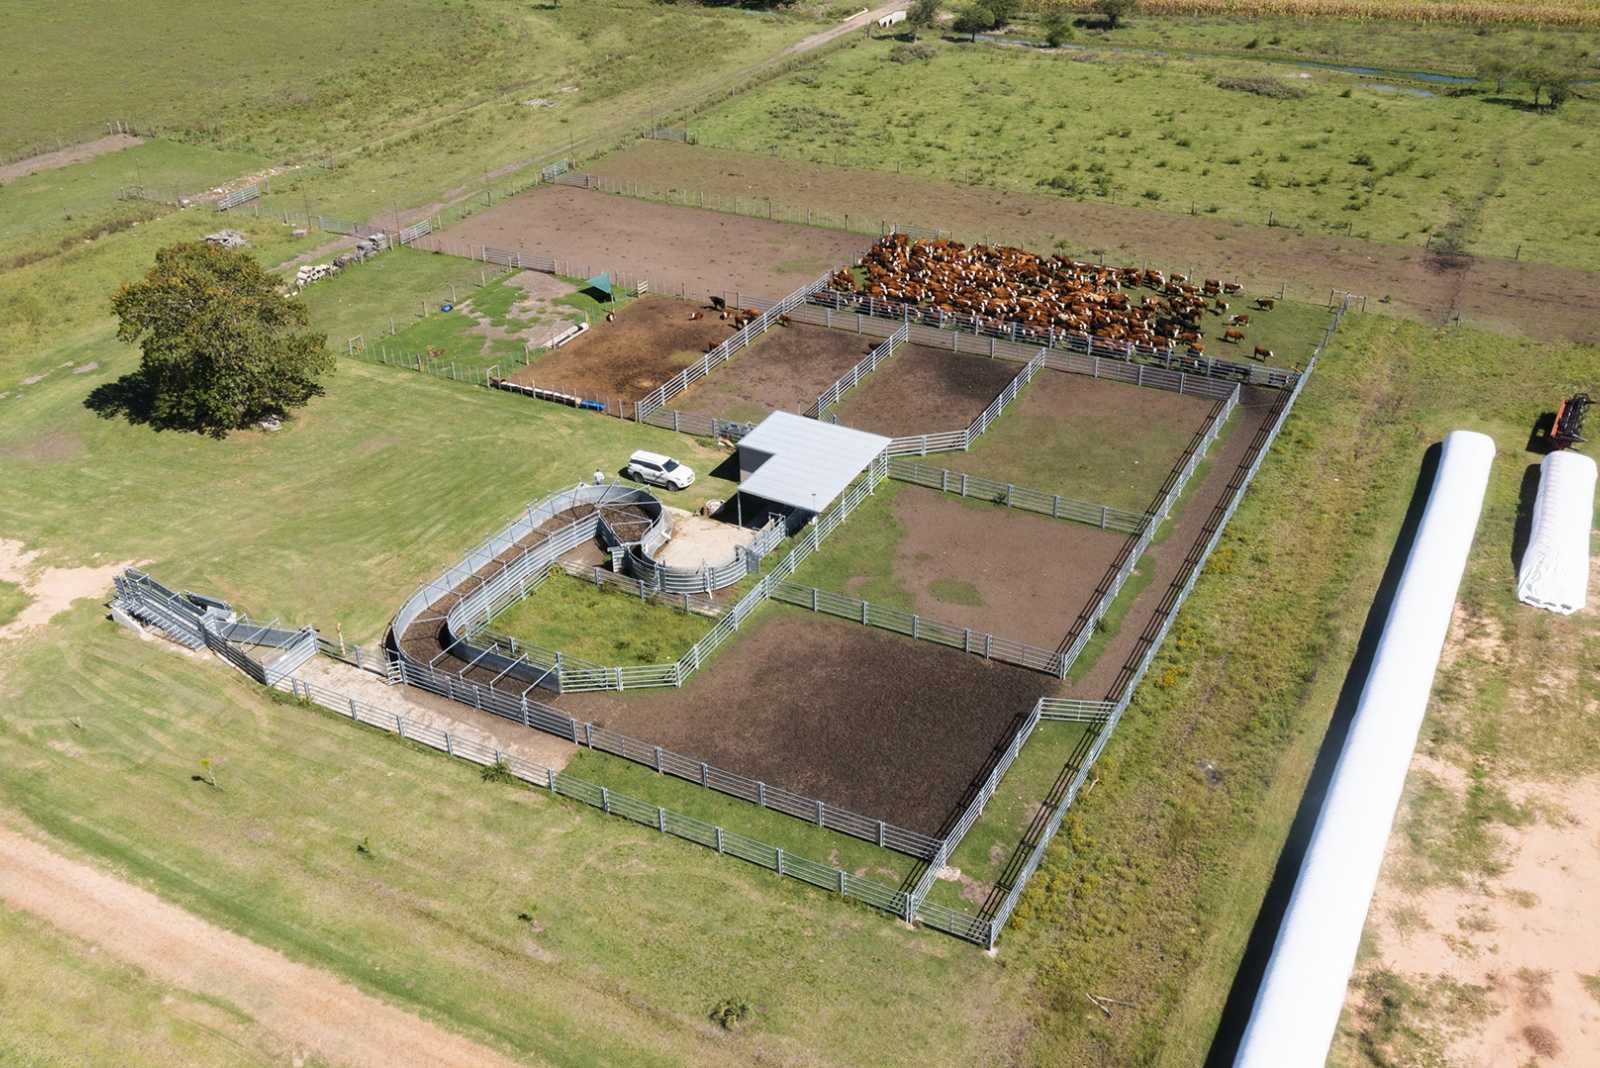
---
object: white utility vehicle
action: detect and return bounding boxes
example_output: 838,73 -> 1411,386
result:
626,450 -> 695,490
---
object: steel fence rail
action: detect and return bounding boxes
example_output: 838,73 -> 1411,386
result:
887,458 -> 1146,533
981,299 -> 1351,948
809,288 -> 1296,390
772,582 -> 1065,676
788,303 -> 1248,399
634,270 -> 834,424
1056,386 -> 1240,672
883,347 -> 1046,458
804,322 -> 908,420
273,673 -> 917,928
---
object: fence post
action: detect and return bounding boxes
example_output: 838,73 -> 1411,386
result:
657,806 -> 667,833
877,820 -> 886,848
815,799 -> 824,826
445,732 -> 453,757
775,848 -> 785,878
757,781 -> 766,807
653,745 -> 663,773
715,826 -> 724,853
700,761 -> 709,787
1101,505 -> 1109,529
601,786 -> 610,815
547,767 -> 557,793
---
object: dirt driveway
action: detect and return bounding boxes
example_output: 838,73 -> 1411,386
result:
0,819 -> 531,1068
588,143 -> 1600,345
0,133 -> 141,181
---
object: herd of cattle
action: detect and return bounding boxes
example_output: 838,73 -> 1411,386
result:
831,234 -> 1278,359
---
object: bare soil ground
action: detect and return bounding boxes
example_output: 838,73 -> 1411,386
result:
552,609 -> 1050,836
885,486 -> 1126,650
0,819 -> 527,1068
0,133 -> 141,181
503,296 -> 732,401
668,321 -> 883,422
428,184 -> 870,298
588,143 -> 1600,345
0,538 -> 132,644
293,658 -> 575,772
655,508 -> 754,570
943,372 -> 1219,513
832,345 -> 1021,437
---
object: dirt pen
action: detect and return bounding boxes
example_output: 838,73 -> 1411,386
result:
666,321 -> 885,423
427,184 -> 871,297
830,345 -> 1022,437
552,608 -> 1049,836
502,296 -> 736,402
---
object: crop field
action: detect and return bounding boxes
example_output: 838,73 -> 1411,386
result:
690,37 -> 1600,270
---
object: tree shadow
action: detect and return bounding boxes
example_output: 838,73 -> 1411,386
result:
83,370 -> 159,428
1202,442 -> 1442,1068
1481,95 -> 1547,113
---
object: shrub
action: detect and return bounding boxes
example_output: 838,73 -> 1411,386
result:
481,758 -> 517,785
1215,76 -> 1305,100
888,43 -> 936,63
709,998 -> 752,1030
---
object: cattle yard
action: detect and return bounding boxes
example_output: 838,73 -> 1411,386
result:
133,186 -> 1344,947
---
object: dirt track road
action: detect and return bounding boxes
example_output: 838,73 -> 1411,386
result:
0,820 -> 532,1068
0,133 -> 141,182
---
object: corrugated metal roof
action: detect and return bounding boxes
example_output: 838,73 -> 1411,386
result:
737,412 -> 890,512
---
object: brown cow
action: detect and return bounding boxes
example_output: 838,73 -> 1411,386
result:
1254,297 -> 1277,311
1223,328 -> 1245,344
1223,282 -> 1244,295
1228,313 -> 1251,327
1253,345 -> 1274,361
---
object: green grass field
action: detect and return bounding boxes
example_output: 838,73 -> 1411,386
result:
5,4 -> 1600,1063
692,37 -> 1600,269
489,573 -> 717,666
992,12 -> 1599,78
0,140 -> 268,266
0,903 -> 306,1068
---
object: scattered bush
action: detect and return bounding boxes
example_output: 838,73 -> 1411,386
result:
1215,76 -> 1305,100
481,758 -> 517,785
709,998 -> 752,1030
887,42 -> 936,63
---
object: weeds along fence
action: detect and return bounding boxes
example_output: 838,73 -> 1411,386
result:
1056,387 -> 1239,671
979,299 -> 1352,948
113,570 -> 316,686
884,347 -> 1047,458
772,582 -> 1068,676
887,458 -> 1147,534
808,289 -> 1296,390
275,673 -> 915,923
634,270 -> 834,426
804,322 -> 907,421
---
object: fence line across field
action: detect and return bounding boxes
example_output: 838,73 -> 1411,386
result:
772,582 -> 1067,676
275,673 -> 917,925
887,458 -> 1146,533
979,297 -> 1353,947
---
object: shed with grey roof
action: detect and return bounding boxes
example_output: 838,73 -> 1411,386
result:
736,411 -> 890,517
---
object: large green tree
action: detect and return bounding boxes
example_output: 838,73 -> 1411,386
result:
110,242 -> 332,435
